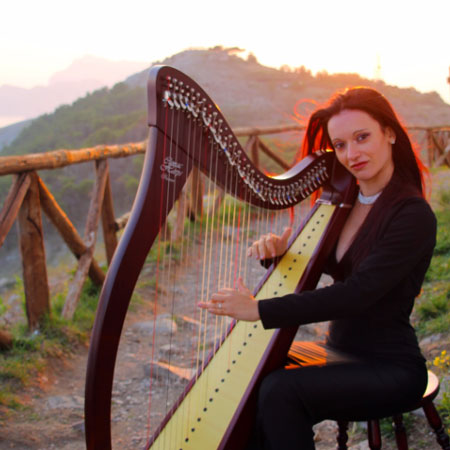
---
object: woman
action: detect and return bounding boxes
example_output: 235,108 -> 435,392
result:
198,87 -> 437,449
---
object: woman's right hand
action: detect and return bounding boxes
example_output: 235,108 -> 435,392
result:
247,227 -> 292,260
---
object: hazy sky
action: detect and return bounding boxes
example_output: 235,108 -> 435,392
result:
2,0 -> 449,103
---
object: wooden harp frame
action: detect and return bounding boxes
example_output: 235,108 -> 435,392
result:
85,66 -> 356,449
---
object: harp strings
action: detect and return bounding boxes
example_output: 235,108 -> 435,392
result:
145,102 -> 172,440
146,103 -> 177,444
135,106 -> 308,448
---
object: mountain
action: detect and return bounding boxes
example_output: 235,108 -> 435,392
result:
0,55 -> 149,132
0,79 -> 102,121
125,47 -> 450,128
0,119 -> 33,150
48,55 -> 149,87
1,47 -> 449,268
2,47 -> 450,157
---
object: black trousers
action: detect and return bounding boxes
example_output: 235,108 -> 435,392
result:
246,342 -> 427,450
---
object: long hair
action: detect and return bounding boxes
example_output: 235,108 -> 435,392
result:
301,87 -> 428,266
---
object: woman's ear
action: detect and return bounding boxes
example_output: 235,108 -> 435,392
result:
386,126 -> 396,145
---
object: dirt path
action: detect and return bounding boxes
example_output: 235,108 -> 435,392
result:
0,300 -> 340,449
0,243 -> 344,450
3,276 -> 444,450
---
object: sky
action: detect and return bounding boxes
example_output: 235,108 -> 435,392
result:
1,0 -> 449,103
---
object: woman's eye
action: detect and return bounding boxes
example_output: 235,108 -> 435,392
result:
334,142 -> 345,150
357,132 -> 370,142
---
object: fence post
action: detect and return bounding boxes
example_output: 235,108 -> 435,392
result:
62,160 -> 108,319
189,167 -> 203,219
251,137 -> 260,169
0,173 -> 31,248
98,160 -> 117,265
426,129 -> 435,167
37,176 -> 105,285
16,172 -> 50,329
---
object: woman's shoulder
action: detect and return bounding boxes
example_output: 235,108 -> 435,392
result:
383,194 -> 437,237
391,195 -> 435,220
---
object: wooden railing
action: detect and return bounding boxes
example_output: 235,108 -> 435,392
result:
0,124 -> 448,329
408,126 -> 450,167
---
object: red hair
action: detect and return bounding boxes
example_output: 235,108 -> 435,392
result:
300,86 -> 429,265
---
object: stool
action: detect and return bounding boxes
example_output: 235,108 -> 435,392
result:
336,370 -> 450,449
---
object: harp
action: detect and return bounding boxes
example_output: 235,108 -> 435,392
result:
85,66 -> 356,449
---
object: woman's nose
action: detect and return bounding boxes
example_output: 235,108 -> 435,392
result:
347,143 -> 360,161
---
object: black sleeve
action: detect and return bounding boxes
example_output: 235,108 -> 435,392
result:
260,256 -> 281,269
258,198 -> 437,329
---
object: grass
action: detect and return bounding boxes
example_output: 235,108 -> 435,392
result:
412,188 -> 450,435
0,278 -> 100,409
379,413 -> 414,438
415,282 -> 450,335
146,239 -> 183,265
414,199 -> 450,337
432,350 -> 450,430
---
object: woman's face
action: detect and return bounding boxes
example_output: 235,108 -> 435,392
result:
327,109 -> 395,194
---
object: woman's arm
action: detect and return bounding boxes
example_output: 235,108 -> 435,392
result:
258,198 -> 437,329
197,227 -> 292,320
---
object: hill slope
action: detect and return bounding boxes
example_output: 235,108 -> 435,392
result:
128,47 -> 450,128
3,46 -> 450,157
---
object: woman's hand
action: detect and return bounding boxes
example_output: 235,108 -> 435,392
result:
247,227 -> 292,260
198,277 -> 260,322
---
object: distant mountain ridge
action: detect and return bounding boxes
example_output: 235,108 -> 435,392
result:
0,119 -> 33,150
49,55 -> 149,87
0,55 -> 149,127
125,47 -> 450,128
0,79 -> 103,120
2,47 -> 450,155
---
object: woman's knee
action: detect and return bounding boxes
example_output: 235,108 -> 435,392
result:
255,369 -> 316,448
258,369 -> 292,408
257,368 -> 311,413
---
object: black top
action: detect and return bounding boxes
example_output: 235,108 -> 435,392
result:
258,196 -> 437,364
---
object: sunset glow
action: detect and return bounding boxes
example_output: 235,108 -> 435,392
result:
1,0 -> 449,103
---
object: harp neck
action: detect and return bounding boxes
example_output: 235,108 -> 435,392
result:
147,65 -> 348,209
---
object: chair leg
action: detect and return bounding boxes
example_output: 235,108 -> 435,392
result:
422,401 -> 450,450
392,414 -> 408,449
368,419 -> 382,450
336,420 -> 349,449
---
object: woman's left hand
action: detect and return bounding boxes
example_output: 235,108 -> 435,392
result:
198,277 -> 260,322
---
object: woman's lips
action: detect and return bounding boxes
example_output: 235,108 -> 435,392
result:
350,161 -> 368,170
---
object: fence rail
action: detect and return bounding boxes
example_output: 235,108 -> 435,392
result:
0,124 -> 448,329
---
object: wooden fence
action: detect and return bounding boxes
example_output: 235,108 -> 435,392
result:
0,124 -> 448,329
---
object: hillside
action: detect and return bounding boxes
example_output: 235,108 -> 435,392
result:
0,119 -> 32,150
2,46 -> 450,158
1,46 -> 449,259
128,47 -> 450,128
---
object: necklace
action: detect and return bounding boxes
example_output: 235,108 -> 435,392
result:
358,190 -> 382,205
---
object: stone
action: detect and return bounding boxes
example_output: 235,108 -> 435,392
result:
349,440 -> 370,450
313,420 -> 336,442
47,395 -> 84,410
132,318 -> 177,336
419,333 -> 443,346
143,361 -> 193,382
72,421 -> 85,433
